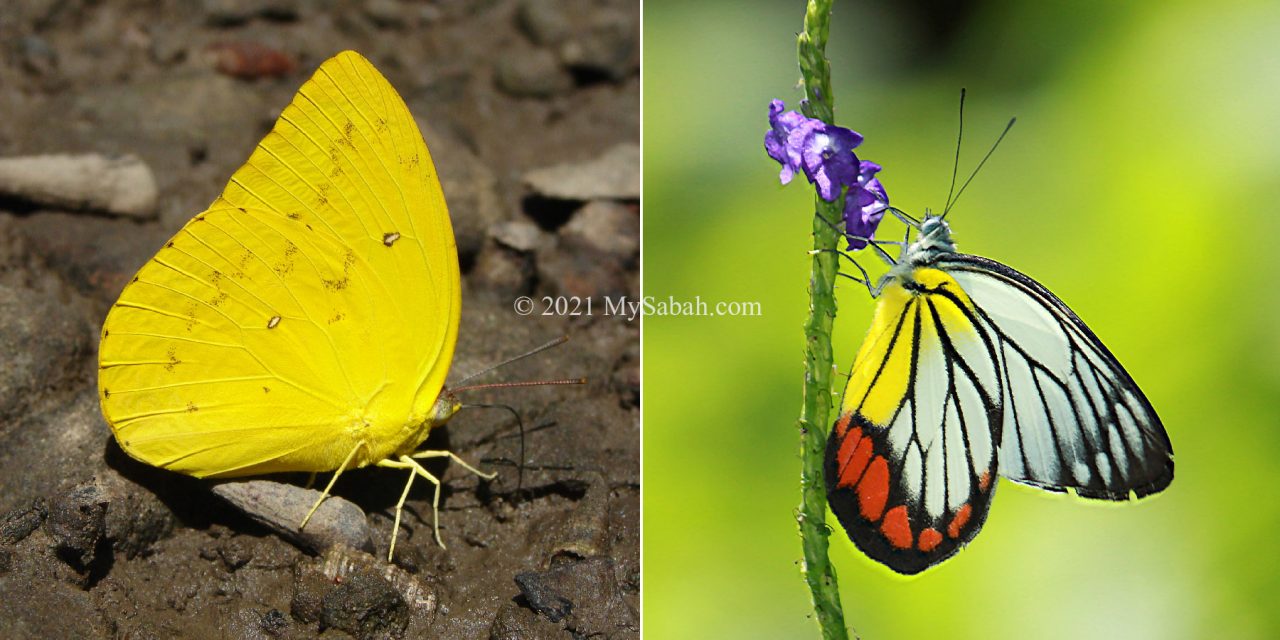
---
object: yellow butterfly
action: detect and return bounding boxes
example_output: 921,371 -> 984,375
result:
827,214 -> 1174,574
97,50 -> 487,559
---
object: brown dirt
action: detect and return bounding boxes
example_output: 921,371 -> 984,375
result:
0,1 -> 638,638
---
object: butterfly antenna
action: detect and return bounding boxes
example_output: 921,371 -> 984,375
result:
452,378 -> 585,393
943,88 -> 966,215
454,335 -> 570,386
942,116 -> 1016,220
458,402 -> 527,494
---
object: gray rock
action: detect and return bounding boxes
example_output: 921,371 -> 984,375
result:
212,480 -> 375,555
559,6 -> 639,81
492,220 -> 549,253
0,154 -> 159,218
292,546 -> 431,638
321,568 -> 409,639
513,557 -> 638,636
495,48 -> 574,98
517,0 -> 571,46
99,471 -> 176,561
523,143 -> 639,201
44,482 -> 107,570
561,200 -> 638,258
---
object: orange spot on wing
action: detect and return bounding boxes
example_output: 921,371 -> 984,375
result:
880,505 -> 913,549
837,432 -> 872,489
947,504 -> 972,539
835,414 -> 852,438
979,470 -> 992,492
835,426 -> 862,468
857,456 -> 889,521
918,528 -> 942,552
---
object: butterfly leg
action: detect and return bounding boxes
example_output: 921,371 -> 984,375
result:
374,458 -> 420,561
300,443 -> 361,530
377,456 -> 446,551
411,450 -> 498,481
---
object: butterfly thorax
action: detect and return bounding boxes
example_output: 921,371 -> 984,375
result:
390,389 -> 461,458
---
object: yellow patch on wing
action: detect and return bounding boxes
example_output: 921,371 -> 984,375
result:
842,283 -> 915,425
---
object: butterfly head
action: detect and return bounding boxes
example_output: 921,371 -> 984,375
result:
428,389 -> 462,426
908,214 -> 957,262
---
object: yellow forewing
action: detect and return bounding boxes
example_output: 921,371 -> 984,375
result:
98,51 -> 460,478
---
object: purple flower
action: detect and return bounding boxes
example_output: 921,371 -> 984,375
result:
800,126 -> 863,202
764,99 -> 818,185
843,162 -> 888,250
764,100 -> 890,251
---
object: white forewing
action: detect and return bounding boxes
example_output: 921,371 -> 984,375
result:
941,255 -> 1173,500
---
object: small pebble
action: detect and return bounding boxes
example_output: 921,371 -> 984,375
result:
559,7 -> 638,81
495,49 -> 573,98
524,143 -> 639,201
492,220 -> 549,253
561,200 -> 638,258
0,154 -> 159,218
517,0 -> 571,46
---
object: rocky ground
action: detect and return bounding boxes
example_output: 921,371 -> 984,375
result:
0,1 -> 639,638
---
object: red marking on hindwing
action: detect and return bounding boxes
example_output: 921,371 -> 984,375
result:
837,431 -> 872,489
947,504 -> 972,539
834,414 -> 852,438
880,505 -> 913,549
857,456 -> 889,521
918,528 -> 942,552
979,470 -> 992,492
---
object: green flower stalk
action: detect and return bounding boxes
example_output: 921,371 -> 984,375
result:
796,0 -> 853,629
766,1 -> 889,638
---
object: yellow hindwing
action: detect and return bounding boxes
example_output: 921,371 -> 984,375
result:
98,51 -> 461,478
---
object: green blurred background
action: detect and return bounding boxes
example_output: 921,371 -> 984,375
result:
643,1 -> 1280,638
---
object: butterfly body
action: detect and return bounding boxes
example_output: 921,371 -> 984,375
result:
826,216 -> 1173,575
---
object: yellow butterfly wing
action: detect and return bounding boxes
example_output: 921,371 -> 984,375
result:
98,51 -> 460,478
